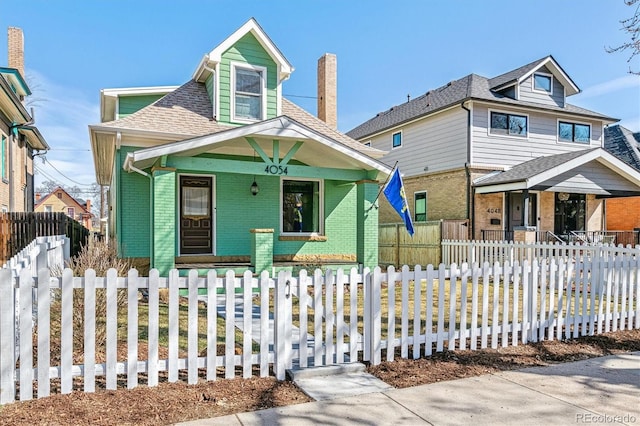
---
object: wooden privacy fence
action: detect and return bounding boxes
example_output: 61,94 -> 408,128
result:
0,212 -> 89,263
442,239 -> 640,266
1,250 -> 639,403
380,219 -> 469,267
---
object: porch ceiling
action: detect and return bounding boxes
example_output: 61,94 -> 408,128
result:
474,148 -> 640,196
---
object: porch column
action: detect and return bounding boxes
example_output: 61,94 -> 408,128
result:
151,167 -> 176,276
523,190 -> 530,227
357,180 -> 379,269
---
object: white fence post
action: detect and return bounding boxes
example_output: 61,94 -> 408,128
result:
0,268 -> 15,404
274,270 -> 292,380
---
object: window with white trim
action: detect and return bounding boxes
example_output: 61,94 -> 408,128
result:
392,131 -> 402,148
67,207 -> 75,218
558,121 -> 590,143
44,205 -> 52,213
533,73 -> 553,93
414,191 -> 427,222
232,64 -> 265,121
281,179 -> 323,234
490,111 -> 527,137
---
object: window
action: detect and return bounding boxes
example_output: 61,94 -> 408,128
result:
44,205 -> 52,213
282,179 -> 322,234
67,207 -> 75,218
182,186 -> 210,217
1,135 -> 6,180
233,64 -> 265,121
490,111 -> 527,137
57,192 -> 62,199
392,132 -> 402,148
1,205 -> 7,213
533,73 -> 552,93
414,191 -> 427,222
558,121 -> 590,143
364,141 -> 371,147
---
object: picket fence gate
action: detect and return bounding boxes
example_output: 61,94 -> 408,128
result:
1,250 -> 639,403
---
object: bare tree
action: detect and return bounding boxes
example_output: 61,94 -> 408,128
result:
607,0 -> 640,74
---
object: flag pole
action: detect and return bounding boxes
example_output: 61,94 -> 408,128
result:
367,161 -> 398,212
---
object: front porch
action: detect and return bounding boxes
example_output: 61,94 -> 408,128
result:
473,148 -> 640,245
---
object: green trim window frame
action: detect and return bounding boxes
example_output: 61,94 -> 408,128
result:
533,72 -> 553,94
414,191 -> 427,222
558,121 -> 591,144
231,62 -> 266,122
280,178 -> 324,235
1,134 -> 6,181
392,131 -> 402,149
490,111 -> 528,137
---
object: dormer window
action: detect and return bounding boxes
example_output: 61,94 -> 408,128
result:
533,72 -> 553,94
231,63 -> 266,122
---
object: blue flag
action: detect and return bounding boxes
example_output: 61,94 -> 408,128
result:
383,167 -> 414,236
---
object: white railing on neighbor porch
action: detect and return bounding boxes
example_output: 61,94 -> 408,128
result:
442,239 -> 640,266
1,249 -> 639,403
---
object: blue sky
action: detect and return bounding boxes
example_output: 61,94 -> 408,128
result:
1,0 -> 639,195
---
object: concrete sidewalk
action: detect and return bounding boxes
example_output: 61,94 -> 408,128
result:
178,352 -> 640,426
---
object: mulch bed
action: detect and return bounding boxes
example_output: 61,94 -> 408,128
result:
1,329 -> 639,425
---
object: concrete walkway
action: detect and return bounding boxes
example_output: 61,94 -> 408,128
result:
177,351 -> 640,426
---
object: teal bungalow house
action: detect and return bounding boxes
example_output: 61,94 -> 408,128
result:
89,19 -> 390,275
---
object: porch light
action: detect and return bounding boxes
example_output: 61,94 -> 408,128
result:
250,180 -> 259,196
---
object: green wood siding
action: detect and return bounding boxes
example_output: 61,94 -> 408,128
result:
218,33 -> 278,124
118,94 -> 165,118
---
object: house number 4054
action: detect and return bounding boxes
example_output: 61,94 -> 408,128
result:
265,165 -> 288,175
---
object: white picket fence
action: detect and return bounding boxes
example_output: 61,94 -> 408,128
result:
442,239 -> 640,266
1,250 -> 639,403
1,235 -> 69,277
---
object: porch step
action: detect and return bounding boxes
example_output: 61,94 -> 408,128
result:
287,362 -> 393,401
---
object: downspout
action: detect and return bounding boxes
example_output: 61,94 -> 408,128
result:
460,101 -> 473,238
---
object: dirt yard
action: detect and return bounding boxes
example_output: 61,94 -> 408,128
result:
1,329 -> 638,425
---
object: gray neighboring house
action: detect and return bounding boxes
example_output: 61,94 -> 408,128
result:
347,55 -> 640,241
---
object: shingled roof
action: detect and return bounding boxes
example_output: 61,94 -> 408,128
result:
346,57 -> 610,140
604,125 -> 640,171
474,148 -> 599,187
97,79 -> 383,158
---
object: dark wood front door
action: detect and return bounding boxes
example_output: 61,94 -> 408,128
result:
180,176 -> 213,255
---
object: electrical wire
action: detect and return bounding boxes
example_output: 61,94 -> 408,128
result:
40,157 -> 94,186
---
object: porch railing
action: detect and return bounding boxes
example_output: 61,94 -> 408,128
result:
480,229 -> 639,245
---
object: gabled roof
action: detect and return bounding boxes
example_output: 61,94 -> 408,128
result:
90,79 -> 386,185
35,186 -> 92,214
193,18 -> 294,83
473,148 -> 640,195
604,125 -> 640,171
488,56 -> 580,96
347,56 -> 604,141
123,115 -> 391,178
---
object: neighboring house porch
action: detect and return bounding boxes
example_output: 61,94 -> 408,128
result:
474,148 -> 640,244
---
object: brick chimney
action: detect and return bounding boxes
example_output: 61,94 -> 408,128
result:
317,53 -> 337,129
8,27 -> 24,79
85,199 -> 91,213
35,193 -> 41,203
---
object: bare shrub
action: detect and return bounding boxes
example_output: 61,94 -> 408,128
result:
48,239 -> 133,362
